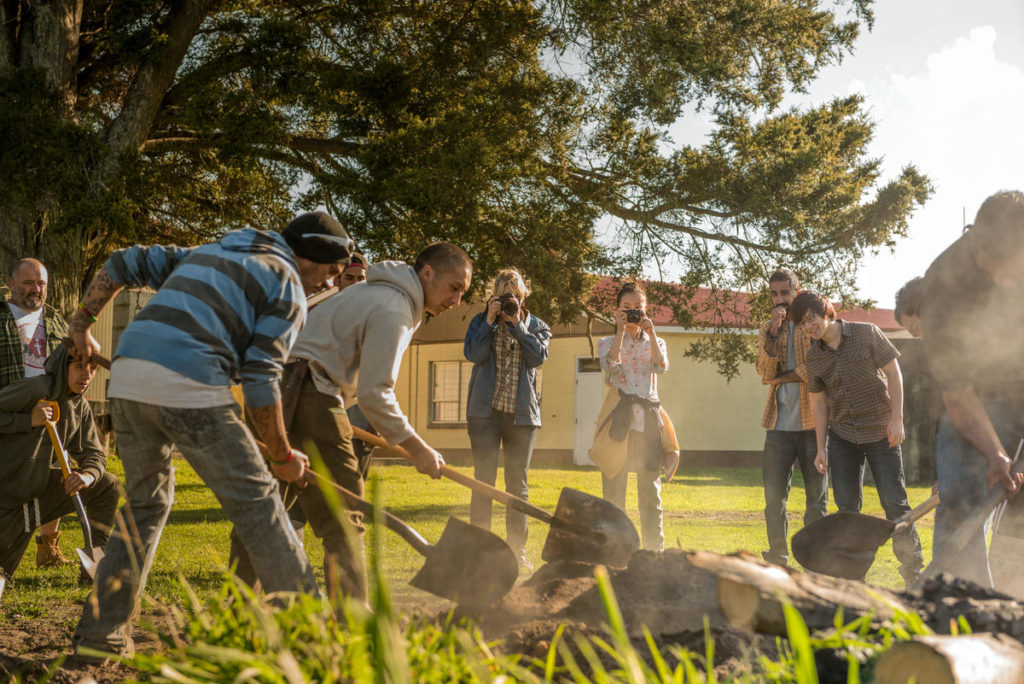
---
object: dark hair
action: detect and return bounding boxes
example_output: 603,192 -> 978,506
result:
413,242 -> 473,275
894,277 -> 926,322
971,190 -> 1024,257
768,268 -> 799,290
790,290 -> 835,324
615,281 -> 647,307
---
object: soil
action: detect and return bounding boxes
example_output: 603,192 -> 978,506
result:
5,552 -> 1024,681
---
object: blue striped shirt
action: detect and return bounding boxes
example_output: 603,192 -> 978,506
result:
105,229 -> 306,407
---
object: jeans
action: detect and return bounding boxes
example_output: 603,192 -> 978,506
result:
828,430 -> 923,579
934,399 -> 1020,587
468,412 -> 536,554
230,377 -> 372,599
75,399 -> 317,654
762,429 -> 828,562
603,429 -> 663,551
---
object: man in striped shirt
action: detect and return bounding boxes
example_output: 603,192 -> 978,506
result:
70,212 -> 352,661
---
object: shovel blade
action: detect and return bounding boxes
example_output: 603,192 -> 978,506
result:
792,511 -> 896,579
77,546 -> 105,580
410,517 -> 517,605
541,488 -> 640,567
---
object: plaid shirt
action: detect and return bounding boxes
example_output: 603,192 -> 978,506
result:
490,322 -> 521,414
805,320 -> 900,444
755,318 -> 814,431
0,299 -> 68,390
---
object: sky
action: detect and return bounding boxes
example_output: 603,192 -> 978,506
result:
637,0 -> 1024,307
802,0 -> 1024,306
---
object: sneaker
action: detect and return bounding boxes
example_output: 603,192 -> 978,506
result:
761,550 -> 788,567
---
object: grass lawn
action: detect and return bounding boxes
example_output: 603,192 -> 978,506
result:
0,457 -> 935,623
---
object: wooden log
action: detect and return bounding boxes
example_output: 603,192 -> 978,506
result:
874,634 -> 1024,684
687,551 -> 912,635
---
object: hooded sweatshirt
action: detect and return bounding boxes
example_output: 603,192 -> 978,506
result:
0,344 -> 106,506
289,261 -> 424,445
105,229 -> 306,408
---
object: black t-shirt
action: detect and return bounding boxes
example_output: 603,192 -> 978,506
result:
920,232 -> 1024,393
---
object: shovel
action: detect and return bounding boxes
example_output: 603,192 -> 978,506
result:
40,401 -> 104,578
350,424 -> 640,567
303,470 -> 517,605
792,494 -> 939,579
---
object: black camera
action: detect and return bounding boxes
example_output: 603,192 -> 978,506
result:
498,293 -> 519,317
625,309 -> 644,324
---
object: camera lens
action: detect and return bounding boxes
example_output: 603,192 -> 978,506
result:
501,295 -> 519,317
626,309 -> 643,324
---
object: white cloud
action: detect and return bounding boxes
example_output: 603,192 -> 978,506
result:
854,25 -> 1024,303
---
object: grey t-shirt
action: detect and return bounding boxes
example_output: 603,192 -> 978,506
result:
774,321 -> 803,431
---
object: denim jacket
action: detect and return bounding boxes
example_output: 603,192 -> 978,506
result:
463,310 -> 551,426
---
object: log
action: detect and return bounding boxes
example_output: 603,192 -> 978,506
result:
874,634 -> 1024,684
687,551 -> 912,635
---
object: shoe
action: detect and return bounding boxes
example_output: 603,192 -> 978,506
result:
662,450 -> 680,482
71,635 -> 135,666
761,550 -> 788,567
517,551 -> 534,572
36,531 -> 74,567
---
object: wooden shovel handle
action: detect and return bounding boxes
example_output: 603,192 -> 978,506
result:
894,493 -> 940,532
251,438 -> 431,556
350,425 -> 557,526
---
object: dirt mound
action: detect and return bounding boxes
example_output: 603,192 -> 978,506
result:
459,550 -> 777,667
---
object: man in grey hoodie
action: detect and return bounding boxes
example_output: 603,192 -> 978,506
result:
232,242 -> 472,600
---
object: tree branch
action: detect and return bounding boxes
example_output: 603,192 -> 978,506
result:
140,134 -> 363,159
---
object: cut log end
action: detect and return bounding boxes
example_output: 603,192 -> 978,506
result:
874,634 -> 1024,684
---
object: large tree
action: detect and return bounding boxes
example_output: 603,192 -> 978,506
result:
0,0 -> 929,372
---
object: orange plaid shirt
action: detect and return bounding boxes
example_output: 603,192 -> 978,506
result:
756,318 -> 814,431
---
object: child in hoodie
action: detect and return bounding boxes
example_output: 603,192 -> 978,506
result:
0,343 -> 120,591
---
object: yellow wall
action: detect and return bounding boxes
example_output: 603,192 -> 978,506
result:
395,330 -> 768,454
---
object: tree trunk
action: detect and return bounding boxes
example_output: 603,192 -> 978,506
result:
874,634 -> 1024,684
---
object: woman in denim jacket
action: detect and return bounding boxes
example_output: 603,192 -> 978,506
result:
463,269 -> 551,569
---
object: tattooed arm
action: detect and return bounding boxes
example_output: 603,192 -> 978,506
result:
69,270 -> 124,362
247,402 -> 309,484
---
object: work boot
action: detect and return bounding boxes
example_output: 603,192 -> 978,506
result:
35,531 -> 73,567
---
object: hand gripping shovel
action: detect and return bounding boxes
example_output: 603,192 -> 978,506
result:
350,425 -> 640,567
916,453 -> 1024,587
303,470 -> 517,605
40,401 -> 104,578
792,494 -> 939,579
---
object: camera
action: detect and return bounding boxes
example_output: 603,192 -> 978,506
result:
498,293 -> 519,317
625,309 -> 644,324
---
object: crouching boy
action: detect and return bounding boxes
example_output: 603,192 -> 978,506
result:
0,342 -> 119,597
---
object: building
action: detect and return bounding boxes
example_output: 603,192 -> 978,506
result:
393,287 -> 922,475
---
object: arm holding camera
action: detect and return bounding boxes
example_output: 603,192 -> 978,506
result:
640,315 -> 667,373
508,315 -> 551,368
464,307 -> 498,364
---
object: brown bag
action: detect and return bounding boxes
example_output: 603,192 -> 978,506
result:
588,388 -> 629,479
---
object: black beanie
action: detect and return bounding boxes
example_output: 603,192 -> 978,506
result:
281,212 -> 354,264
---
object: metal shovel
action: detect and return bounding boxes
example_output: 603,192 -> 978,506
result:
792,494 -> 939,579
304,470 -> 517,605
41,401 -> 104,578
350,425 -> 640,567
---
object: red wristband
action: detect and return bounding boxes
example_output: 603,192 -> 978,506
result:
270,449 -> 295,466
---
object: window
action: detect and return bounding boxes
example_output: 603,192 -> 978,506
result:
429,361 -> 473,426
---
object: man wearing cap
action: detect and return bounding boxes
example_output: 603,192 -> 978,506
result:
71,212 -> 353,660
335,253 -> 369,289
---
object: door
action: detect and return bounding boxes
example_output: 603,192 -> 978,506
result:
574,357 -> 605,465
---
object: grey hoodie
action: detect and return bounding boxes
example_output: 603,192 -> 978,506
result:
290,261 -> 424,445
0,344 -> 106,506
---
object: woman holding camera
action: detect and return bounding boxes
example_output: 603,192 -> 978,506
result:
595,281 -> 667,551
463,268 -> 551,569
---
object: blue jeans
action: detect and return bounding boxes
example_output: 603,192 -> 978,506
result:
934,399 -> 1019,587
828,430 -> 924,579
468,412 -> 537,554
75,399 -> 318,654
762,430 -> 828,561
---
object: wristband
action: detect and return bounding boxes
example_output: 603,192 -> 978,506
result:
270,449 -> 296,466
78,302 -> 98,323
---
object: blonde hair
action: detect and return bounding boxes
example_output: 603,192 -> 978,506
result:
489,268 -> 531,300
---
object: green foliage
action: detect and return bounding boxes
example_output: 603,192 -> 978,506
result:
1,0 -> 930,359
